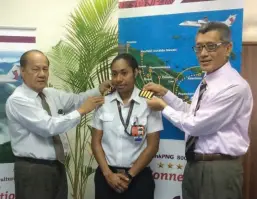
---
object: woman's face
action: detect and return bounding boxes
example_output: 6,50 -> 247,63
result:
111,58 -> 138,94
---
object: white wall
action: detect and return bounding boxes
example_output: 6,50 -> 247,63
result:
0,0 -> 256,198
243,0 -> 257,41
0,0 -> 256,53
0,0 -> 256,51
0,0 -> 81,52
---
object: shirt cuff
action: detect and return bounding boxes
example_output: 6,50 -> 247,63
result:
69,110 -> 81,124
93,87 -> 102,96
162,106 -> 176,119
162,90 -> 177,102
148,126 -> 164,134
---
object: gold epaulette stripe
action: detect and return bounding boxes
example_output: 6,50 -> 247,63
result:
139,90 -> 154,99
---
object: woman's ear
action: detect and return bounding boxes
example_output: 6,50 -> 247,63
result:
134,68 -> 139,78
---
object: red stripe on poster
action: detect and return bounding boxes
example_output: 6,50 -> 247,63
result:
119,0 -> 175,9
0,36 -> 36,43
181,0 -> 215,3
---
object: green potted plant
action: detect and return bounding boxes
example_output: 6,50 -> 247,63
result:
48,0 -> 118,198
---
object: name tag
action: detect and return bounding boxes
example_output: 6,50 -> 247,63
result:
131,125 -> 145,142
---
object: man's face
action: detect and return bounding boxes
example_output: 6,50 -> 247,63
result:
111,59 -> 138,94
195,30 -> 232,73
21,52 -> 49,93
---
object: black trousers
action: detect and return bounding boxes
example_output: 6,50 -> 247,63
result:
14,157 -> 68,199
95,166 -> 155,199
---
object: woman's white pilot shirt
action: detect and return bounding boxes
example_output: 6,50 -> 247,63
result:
92,86 -> 163,168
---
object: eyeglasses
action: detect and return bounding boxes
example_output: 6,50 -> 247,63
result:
192,42 -> 228,53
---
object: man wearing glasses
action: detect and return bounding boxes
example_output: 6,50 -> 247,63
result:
143,22 -> 253,199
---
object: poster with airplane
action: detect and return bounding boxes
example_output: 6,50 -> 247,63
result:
179,15 -> 236,27
0,27 -> 36,198
0,51 -> 22,164
118,0 -> 243,198
0,63 -> 20,84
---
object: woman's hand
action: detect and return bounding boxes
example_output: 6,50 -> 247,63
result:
105,172 -> 130,193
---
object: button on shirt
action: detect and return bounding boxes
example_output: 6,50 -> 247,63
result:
6,83 -> 101,160
91,87 -> 163,167
161,62 -> 253,156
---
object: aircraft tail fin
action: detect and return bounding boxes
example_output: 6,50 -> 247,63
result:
224,15 -> 236,26
7,64 -> 20,80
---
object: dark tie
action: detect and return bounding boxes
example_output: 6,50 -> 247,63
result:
38,92 -> 65,164
185,80 -> 207,156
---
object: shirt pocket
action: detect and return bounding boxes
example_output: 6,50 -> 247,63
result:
100,113 -> 114,121
99,113 -> 115,129
139,118 -> 147,126
131,116 -> 147,125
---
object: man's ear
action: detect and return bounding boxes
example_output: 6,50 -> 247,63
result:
20,66 -> 25,79
226,42 -> 233,58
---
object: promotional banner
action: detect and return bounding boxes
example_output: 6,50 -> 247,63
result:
118,0 -> 243,198
0,27 -> 36,198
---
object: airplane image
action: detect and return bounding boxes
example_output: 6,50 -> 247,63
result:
0,64 -> 20,84
179,15 -> 236,27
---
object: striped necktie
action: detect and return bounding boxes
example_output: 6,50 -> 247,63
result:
38,92 -> 65,164
185,80 -> 207,155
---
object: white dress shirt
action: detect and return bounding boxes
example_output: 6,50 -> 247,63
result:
162,62 -> 253,156
6,83 -> 101,160
91,86 -> 163,167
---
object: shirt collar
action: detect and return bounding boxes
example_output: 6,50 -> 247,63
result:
204,62 -> 231,85
109,86 -> 141,104
22,83 -> 42,99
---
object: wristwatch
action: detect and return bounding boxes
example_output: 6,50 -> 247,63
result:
125,171 -> 133,181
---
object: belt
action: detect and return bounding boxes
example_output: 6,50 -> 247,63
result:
186,152 -> 239,162
108,166 -> 150,174
109,166 -> 130,174
15,156 -> 59,165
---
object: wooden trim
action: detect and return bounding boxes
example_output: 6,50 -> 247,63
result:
243,42 -> 257,46
241,43 -> 257,199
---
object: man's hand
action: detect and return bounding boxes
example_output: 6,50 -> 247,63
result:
77,96 -> 104,115
143,82 -> 168,97
147,97 -> 168,111
99,80 -> 114,95
105,172 -> 130,193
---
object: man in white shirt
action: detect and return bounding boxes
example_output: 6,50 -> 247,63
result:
143,22 -> 253,199
5,50 -> 110,199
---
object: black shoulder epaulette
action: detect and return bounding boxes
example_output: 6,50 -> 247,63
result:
138,90 -> 154,99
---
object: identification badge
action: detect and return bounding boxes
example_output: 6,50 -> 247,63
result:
131,125 -> 145,142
